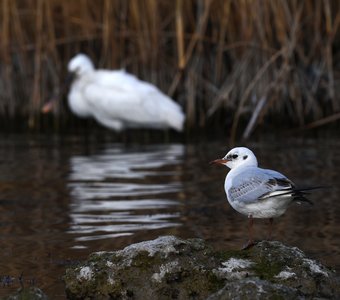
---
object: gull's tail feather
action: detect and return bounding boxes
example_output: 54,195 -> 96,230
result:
293,186 -> 330,193
263,186 -> 330,205
292,186 -> 330,205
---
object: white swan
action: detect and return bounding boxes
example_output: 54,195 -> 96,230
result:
43,54 -> 185,132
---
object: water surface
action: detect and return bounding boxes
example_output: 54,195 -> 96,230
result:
0,134 -> 339,298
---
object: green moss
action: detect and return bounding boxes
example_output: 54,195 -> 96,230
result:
214,249 -> 252,261
180,269 -> 225,297
207,272 -> 227,291
251,257 -> 285,280
267,294 -> 286,300
213,246 -> 287,282
4,287 -> 48,300
163,270 -> 183,283
89,252 -> 118,264
130,251 -> 162,269
154,265 -> 226,299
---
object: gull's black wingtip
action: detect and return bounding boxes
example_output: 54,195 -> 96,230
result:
296,185 -> 332,192
292,186 -> 332,206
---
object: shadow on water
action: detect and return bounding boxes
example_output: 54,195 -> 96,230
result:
0,134 -> 339,298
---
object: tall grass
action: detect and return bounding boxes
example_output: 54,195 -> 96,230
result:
0,0 -> 339,138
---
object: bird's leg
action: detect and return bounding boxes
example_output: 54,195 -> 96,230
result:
164,129 -> 170,143
249,215 -> 253,243
242,215 -> 256,250
267,218 -> 274,240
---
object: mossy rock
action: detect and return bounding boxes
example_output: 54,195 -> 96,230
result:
3,287 -> 48,300
64,236 -> 340,299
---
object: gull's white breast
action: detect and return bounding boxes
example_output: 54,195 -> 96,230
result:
224,172 -> 292,218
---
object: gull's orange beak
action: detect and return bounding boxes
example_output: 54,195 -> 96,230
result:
209,158 -> 229,165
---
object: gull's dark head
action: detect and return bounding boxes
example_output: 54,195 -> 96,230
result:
210,147 -> 258,169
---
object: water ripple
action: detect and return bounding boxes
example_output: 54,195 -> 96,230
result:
67,144 -> 184,245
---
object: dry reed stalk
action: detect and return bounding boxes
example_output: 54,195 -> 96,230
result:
230,48 -> 285,142
1,0 -> 11,116
298,112 -> 340,130
130,0 -> 148,64
183,0 -> 212,70
147,0 -> 159,76
0,0 -> 338,136
10,0 -> 29,117
44,0 -> 61,120
176,0 -> 185,69
214,1 -> 230,83
324,0 -> 337,110
29,0 -> 43,128
102,0 -> 111,61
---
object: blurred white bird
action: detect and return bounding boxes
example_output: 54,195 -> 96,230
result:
211,147 -> 321,249
42,53 -> 185,132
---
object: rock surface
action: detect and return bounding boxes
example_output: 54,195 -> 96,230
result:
3,287 -> 49,300
64,236 -> 340,299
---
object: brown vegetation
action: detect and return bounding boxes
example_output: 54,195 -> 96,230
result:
0,0 -> 339,138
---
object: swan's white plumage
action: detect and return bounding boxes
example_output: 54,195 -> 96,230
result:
66,54 -> 185,132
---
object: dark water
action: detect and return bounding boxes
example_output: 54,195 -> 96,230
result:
0,134 -> 339,298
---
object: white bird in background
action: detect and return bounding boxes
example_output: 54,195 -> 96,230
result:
211,147 -> 321,249
42,53 -> 185,132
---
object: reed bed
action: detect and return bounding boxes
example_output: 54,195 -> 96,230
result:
0,0 -> 339,138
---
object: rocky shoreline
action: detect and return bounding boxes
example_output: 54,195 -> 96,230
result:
3,236 -> 339,299
63,236 -> 339,299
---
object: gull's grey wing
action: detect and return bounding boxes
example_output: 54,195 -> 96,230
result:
228,167 -> 294,203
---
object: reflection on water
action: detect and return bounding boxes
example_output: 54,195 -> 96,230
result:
0,134 -> 339,298
68,145 -> 183,245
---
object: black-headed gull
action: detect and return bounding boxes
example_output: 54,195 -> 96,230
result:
43,53 -> 185,132
211,147 -> 319,249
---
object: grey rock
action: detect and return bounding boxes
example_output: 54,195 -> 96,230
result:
207,278 -> 300,300
3,287 -> 48,300
64,236 -> 340,299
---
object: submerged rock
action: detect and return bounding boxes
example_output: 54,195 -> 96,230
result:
4,287 -> 48,300
64,236 -> 339,299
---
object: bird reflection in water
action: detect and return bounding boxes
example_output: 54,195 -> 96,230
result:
67,144 -> 184,246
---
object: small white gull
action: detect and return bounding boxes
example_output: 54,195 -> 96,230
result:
43,53 -> 185,132
211,147 -> 320,249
